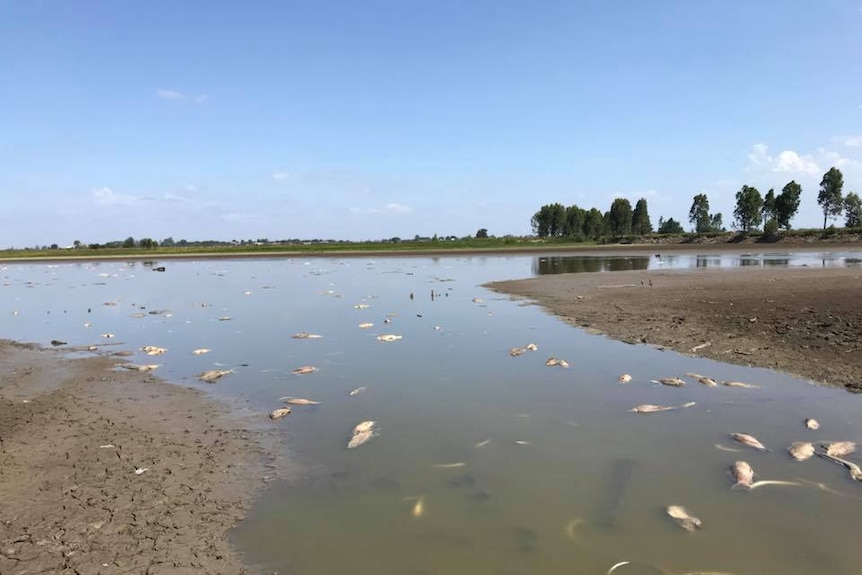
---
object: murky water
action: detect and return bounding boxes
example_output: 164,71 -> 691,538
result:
2,254 -> 861,575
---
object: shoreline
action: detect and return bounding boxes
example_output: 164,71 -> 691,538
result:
0,341 -> 280,574
487,266 -> 862,392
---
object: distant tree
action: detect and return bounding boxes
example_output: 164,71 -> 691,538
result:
139,238 -> 158,249
733,185 -> 763,233
475,228 -> 489,239
531,204 -> 565,238
161,237 -> 175,247
657,217 -> 684,234
631,198 -> 653,235
688,193 -> 712,233
564,205 -> 585,239
775,180 -> 802,230
50,243 -> 59,250
122,236 -> 135,248
607,198 -> 633,236
582,208 -> 605,239
762,188 -> 776,223
818,167 -> 844,229
710,213 -> 725,232
73,239 -> 81,249
844,192 -> 862,228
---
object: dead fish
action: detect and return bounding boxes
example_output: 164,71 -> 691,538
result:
730,433 -> 769,452
788,442 -> 815,461
354,303 -> 370,309
349,386 -> 367,396
546,357 -> 570,368
432,462 -> 466,468
684,372 -> 708,380
475,438 -> 491,448
412,496 -> 425,518
804,418 -> 820,430
269,407 -> 291,420
292,366 -> 317,375
348,422 -> 377,449
281,397 -> 321,406
101,333 -> 115,338
618,374 -> 632,383
817,452 -> 862,482
721,380 -> 757,388
197,369 -> 232,383
218,316 -> 232,321
730,461 -> 755,488
357,322 -> 374,329
471,297 -> 483,303
515,440 -> 530,445
629,402 -> 696,414
377,334 -> 402,342
525,343 -> 538,351
822,441 -> 856,457
141,345 -> 167,356
510,347 -> 526,356
130,312 -> 146,318
563,518 -> 584,543
292,332 -> 323,339
666,505 -> 703,531
652,377 -> 686,387
192,348 -> 212,355
698,377 -> 718,387
120,364 -> 160,372
353,420 -> 376,434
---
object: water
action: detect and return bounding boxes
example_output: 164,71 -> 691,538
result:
2,254 -> 861,575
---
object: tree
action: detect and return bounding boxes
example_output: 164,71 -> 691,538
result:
564,205 -> 585,239
818,167 -> 844,229
657,217 -> 684,234
631,198 -> 653,235
548,203 -> 566,237
531,205 -> 550,238
122,236 -> 136,248
582,208 -> 605,239
475,228 -> 489,239
688,193 -> 712,233
73,239 -> 81,249
139,238 -> 158,249
530,203 -> 566,238
161,237 -> 175,247
733,185 -> 763,233
709,213 -> 724,232
844,192 -> 862,228
775,180 -> 802,230
762,188 -> 776,223
607,198 -> 633,236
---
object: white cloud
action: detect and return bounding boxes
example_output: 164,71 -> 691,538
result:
156,89 -> 207,103
384,202 -> 412,213
272,172 -> 291,181
747,144 -> 819,175
91,187 -> 137,206
349,202 -> 413,216
831,135 -> 862,147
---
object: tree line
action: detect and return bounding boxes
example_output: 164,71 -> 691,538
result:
530,166 -> 858,240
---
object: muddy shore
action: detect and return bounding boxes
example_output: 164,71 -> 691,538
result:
487,266 -> 862,392
0,341 -> 278,574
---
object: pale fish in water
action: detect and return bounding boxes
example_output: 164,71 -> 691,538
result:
354,303 -> 370,309
788,442 -> 815,461
698,377 -> 718,387
471,298 -> 483,303
292,366 -> 317,375
292,332 -> 323,339
804,418 -> 820,430
192,348 -> 212,355
546,357 -> 570,368
666,505 -> 703,531
141,345 -> 167,355
684,372 -> 708,380
218,316 -> 232,321
817,452 -> 862,482
357,322 -> 374,329
432,462 -> 466,468
353,420 -> 376,434
721,380 -> 758,388
652,377 -> 686,387
348,429 -> 376,449
525,343 -> 538,351
120,364 -> 160,372
197,369 -> 232,383
412,496 -> 425,518
281,397 -> 321,406
510,347 -> 526,357
475,438 -> 491,448
269,407 -> 291,420
618,374 -> 632,383
377,334 -> 402,342
349,386 -> 368,396
730,432 -> 768,451
101,333 -> 115,338
629,402 -> 696,414
823,441 -> 856,457
563,518 -> 584,542
729,460 -> 800,490
515,440 -> 530,445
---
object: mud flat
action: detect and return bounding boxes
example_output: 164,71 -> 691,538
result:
487,266 -> 862,392
0,340 -> 278,574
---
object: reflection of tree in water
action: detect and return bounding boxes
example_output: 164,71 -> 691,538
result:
763,258 -> 790,266
695,257 -> 722,268
532,256 -> 650,275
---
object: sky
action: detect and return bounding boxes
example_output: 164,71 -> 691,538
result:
1,0 -> 861,247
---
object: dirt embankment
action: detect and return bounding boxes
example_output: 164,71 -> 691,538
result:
487,266 -> 862,392
0,341 -> 279,574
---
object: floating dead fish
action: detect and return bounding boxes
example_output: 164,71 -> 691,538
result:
515,440 -> 530,445
84,322 -> 92,328
292,332 -> 324,339
817,452 -> 862,482
377,334 -> 402,342
349,386 -> 367,396
120,364 -> 160,372
281,397 -> 321,405
141,345 -> 167,355
134,467 -> 150,475
197,369 -> 232,383
564,518 -> 584,543
698,377 -> 718,387
269,407 -> 291,420
684,372 -> 708,380
804,418 -> 820,430
666,505 -> 702,531
822,441 -> 856,457
412,496 -> 425,518
348,421 -> 377,449
471,298 -> 483,303
353,420 -> 376,434
629,402 -> 696,414
730,433 -> 769,452
292,366 -> 317,375
130,312 -> 146,318
192,348 -> 212,355
618,374 -> 632,383
475,438 -> 491,448
432,462 -> 466,468
525,343 -> 538,351
729,460 -> 800,490
218,316 -> 232,321
358,322 -> 374,329
510,347 -> 526,356
721,380 -> 757,388
788,442 -> 815,461
652,377 -> 686,387
354,303 -> 370,309
101,333 -> 115,338
546,357 -> 570,368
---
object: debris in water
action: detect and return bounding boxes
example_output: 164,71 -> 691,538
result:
546,357 -> 569,368
817,452 -> 862,482
192,348 -> 212,355
618,374 -> 632,383
822,441 -> 856,457
50,340 -> 67,346
358,322 -> 374,329
281,397 -> 321,405
197,369 -> 232,383
218,316 -> 232,321
788,442 -> 815,461
101,333 -> 115,338
510,347 -> 526,357
377,334 -> 402,342
730,433 -> 769,452
666,505 -> 702,531
432,462 -> 466,468
652,377 -> 686,387
629,402 -> 695,414
515,440 -> 530,445
120,364 -> 160,372
354,303 -> 370,309
475,438 -> 491,448
141,346 -> 168,356
804,418 -> 820,430
412,496 -> 425,518
292,366 -> 317,375
269,407 -> 291,420
349,386 -> 367,396
525,343 -> 538,351
563,518 -> 584,543
721,380 -> 758,388
292,332 -> 324,339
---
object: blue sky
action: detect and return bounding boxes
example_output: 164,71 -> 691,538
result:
2,0 -> 861,246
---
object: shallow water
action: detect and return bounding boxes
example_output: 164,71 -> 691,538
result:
2,255 -> 861,575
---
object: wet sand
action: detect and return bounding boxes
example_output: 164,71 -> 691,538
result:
0,341 -> 279,574
487,266 -> 862,392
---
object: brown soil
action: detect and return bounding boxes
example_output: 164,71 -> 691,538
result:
0,341 -> 279,574
487,266 -> 862,392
